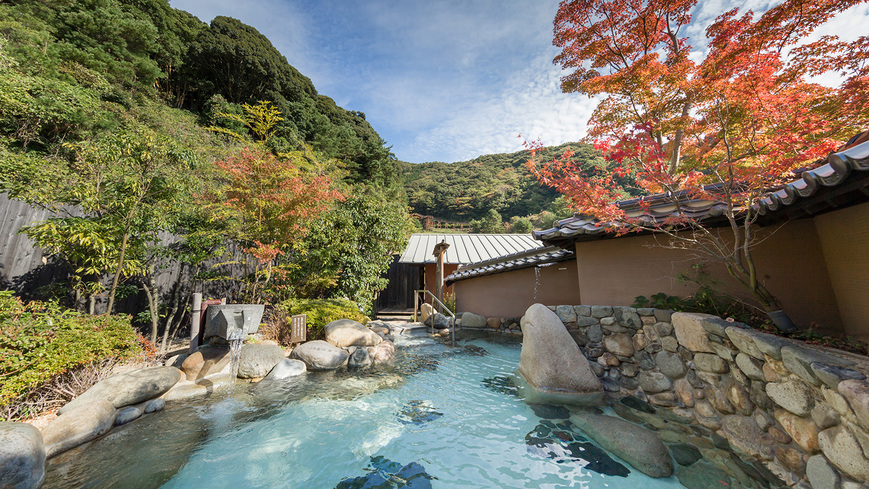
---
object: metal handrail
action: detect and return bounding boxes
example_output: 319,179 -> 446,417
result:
413,289 -> 456,343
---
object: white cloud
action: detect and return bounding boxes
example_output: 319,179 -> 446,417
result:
401,54 -> 599,162
167,0 -> 868,164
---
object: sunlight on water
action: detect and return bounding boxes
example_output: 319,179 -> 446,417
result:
43,333 -> 768,489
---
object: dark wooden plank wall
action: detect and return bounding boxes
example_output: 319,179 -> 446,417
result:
0,192 -> 245,315
375,256 -> 421,311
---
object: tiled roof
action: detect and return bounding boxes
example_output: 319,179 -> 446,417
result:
535,139 -> 869,248
398,233 -> 541,265
445,246 -> 575,285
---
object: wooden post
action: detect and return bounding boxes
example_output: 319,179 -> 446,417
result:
189,293 -> 202,354
432,240 -> 450,312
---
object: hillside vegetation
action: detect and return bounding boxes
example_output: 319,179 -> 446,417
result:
401,143 -> 639,231
0,0 -> 411,338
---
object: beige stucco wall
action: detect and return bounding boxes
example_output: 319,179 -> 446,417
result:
574,218 -> 844,334
453,260 -> 580,318
813,201 -> 869,341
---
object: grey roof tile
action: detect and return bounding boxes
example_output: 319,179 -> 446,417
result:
534,139 -> 869,248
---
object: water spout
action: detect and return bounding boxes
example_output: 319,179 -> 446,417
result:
227,328 -> 245,383
203,305 -> 264,383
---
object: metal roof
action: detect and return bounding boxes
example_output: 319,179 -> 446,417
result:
445,246 -> 575,285
535,138 -> 869,248
398,234 -> 542,264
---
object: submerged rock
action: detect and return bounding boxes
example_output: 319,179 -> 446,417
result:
529,403 -> 571,420
518,304 -> 602,395
396,400 -> 443,426
335,456 -> 435,488
462,345 -> 489,357
0,422 -> 45,489
525,421 -> 630,477
569,413 -> 673,478
481,375 -> 519,397
676,461 -> 734,489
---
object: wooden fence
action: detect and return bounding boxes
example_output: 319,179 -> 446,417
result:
0,192 -> 243,316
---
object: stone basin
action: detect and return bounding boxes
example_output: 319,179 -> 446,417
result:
204,304 -> 264,341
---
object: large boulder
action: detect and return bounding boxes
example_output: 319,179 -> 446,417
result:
325,319 -> 382,348
460,312 -> 487,329
264,359 -> 307,380
289,340 -> 349,370
237,343 -> 286,379
518,304 -> 602,394
59,366 -> 183,414
569,413 -> 673,478
419,303 -> 435,322
424,313 -> 450,330
0,422 -> 45,489
42,400 -> 115,458
180,345 -> 231,380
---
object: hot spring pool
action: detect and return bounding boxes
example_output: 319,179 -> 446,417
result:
43,332 -> 779,488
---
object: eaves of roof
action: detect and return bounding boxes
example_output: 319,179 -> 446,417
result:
445,245 -> 575,285
534,139 -> 869,249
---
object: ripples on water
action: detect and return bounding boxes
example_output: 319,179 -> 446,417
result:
43,332 -> 778,489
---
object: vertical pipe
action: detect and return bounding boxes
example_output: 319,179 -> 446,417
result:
189,293 -> 202,354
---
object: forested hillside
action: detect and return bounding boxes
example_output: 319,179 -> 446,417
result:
0,0 -> 411,330
401,143 -> 638,230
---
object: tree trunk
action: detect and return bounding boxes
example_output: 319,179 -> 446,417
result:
160,264 -> 187,353
141,272 -> 160,345
105,226 -> 131,315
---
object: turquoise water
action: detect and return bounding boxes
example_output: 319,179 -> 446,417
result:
44,333 -> 762,488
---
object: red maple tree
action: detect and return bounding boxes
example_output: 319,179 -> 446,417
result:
211,147 -> 344,301
527,0 -> 868,327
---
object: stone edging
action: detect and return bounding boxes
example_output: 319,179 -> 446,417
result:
463,306 -> 869,488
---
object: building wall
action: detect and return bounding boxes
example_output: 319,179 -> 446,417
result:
813,201 -> 869,341
573,218 -> 844,334
423,263 -> 459,303
453,260 -> 580,318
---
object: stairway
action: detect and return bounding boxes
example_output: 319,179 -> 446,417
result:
375,308 -> 416,322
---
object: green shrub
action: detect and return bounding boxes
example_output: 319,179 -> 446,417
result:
0,291 -> 141,413
274,297 -> 367,341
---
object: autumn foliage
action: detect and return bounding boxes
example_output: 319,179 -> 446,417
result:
528,0 -> 868,319
210,147 -> 343,301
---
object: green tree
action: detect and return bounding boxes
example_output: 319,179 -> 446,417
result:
17,130 -> 195,320
293,190 -> 413,314
509,217 -> 534,234
470,209 -> 505,233
180,16 -> 316,105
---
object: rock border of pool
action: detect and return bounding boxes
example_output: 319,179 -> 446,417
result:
0,318 -> 405,489
463,305 -> 869,489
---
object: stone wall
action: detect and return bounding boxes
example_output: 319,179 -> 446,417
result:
460,306 -> 869,488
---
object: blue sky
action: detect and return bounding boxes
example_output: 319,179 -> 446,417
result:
170,0 -> 869,164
